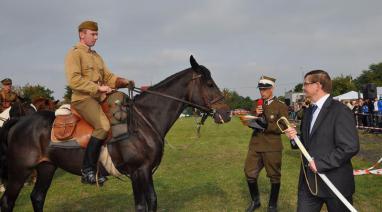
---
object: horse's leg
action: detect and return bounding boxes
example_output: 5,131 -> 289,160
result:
131,169 -> 147,212
143,171 -> 157,212
30,162 -> 57,212
0,168 -> 32,211
131,168 -> 157,212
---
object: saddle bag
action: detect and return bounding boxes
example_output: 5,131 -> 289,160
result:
53,114 -> 79,140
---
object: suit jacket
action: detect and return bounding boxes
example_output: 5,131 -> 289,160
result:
298,96 -> 359,197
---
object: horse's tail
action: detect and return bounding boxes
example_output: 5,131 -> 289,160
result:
0,118 -> 20,181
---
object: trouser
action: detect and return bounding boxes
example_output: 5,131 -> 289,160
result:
244,151 -> 282,183
72,98 -> 110,139
297,181 -> 353,212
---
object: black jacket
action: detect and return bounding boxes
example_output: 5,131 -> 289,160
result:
298,96 -> 359,197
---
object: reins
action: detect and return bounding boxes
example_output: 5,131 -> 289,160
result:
132,87 -> 213,113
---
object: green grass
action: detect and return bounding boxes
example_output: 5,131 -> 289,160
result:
12,117 -> 382,211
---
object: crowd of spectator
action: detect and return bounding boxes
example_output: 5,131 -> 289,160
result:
287,97 -> 382,132
346,97 -> 382,130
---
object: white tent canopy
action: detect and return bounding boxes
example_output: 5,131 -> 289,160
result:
333,91 -> 362,101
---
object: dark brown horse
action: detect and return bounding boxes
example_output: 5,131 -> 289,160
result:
0,56 -> 231,211
0,97 -> 59,192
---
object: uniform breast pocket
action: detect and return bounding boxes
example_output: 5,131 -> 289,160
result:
81,63 -> 94,77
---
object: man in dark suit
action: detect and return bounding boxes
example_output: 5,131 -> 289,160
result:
285,70 -> 359,212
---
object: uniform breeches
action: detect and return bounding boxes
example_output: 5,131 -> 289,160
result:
244,150 -> 282,183
72,98 -> 110,140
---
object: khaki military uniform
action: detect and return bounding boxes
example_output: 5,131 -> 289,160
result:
65,42 -> 118,139
244,97 -> 288,183
0,89 -> 18,112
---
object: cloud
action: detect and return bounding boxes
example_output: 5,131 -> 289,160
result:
1,0 -> 382,100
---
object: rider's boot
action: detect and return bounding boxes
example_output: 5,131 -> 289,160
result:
81,136 -> 107,185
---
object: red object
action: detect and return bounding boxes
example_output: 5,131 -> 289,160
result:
257,99 -> 263,107
140,85 -> 150,92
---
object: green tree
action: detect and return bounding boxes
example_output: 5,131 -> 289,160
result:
354,62 -> 382,90
294,83 -> 303,92
14,84 -> 54,101
331,75 -> 357,96
63,85 -> 72,103
222,88 -> 253,110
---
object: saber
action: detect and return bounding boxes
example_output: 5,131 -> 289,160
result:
277,117 -> 357,212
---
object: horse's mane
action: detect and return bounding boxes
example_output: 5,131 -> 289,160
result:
149,69 -> 190,90
143,66 -> 212,91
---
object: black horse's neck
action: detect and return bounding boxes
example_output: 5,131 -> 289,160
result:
134,69 -> 195,138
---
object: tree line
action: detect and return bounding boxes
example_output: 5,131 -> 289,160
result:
293,62 -> 382,96
7,62 -> 382,109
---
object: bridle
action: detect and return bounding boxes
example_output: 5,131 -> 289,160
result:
128,71 -> 226,138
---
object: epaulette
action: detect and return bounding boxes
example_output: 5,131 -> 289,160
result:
276,98 -> 285,104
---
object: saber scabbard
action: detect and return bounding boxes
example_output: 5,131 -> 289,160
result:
277,117 -> 357,212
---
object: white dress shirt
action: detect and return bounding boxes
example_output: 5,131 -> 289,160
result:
310,94 -> 330,133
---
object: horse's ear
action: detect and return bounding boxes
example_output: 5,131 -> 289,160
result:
190,55 -> 199,70
54,100 -> 59,105
18,96 -> 25,102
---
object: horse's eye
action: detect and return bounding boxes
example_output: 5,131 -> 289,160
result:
207,80 -> 214,87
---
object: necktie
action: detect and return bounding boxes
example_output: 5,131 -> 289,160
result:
309,104 -> 318,133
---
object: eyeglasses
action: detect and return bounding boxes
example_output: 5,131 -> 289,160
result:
303,81 -> 316,86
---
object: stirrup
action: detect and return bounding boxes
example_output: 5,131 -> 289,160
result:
81,170 -> 107,185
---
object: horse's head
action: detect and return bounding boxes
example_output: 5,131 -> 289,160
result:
9,101 -> 34,117
188,55 -> 231,124
32,98 -> 59,111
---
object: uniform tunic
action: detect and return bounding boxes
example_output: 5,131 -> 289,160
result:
244,97 -> 288,183
65,42 -> 118,139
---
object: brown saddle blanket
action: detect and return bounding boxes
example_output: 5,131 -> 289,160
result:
51,104 -> 113,148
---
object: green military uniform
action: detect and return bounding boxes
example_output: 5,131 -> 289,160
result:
244,75 -> 288,212
65,42 -> 118,139
0,78 -> 18,113
244,97 -> 288,182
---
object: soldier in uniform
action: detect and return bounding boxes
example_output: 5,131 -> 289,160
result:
244,76 -> 288,212
65,21 -> 134,185
0,78 -> 19,113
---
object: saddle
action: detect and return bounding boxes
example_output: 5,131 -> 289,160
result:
51,103 -> 112,148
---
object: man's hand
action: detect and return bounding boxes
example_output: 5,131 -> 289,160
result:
127,80 -> 135,90
115,77 -> 134,89
309,160 -> 318,173
98,85 -> 113,93
255,105 -> 263,116
284,127 -> 297,140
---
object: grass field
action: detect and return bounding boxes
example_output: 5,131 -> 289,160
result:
11,117 -> 382,211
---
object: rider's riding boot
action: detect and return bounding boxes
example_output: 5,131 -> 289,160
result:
246,179 -> 261,212
81,136 -> 107,185
267,183 -> 280,212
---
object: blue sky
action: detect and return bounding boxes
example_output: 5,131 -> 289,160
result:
1,0 -> 381,99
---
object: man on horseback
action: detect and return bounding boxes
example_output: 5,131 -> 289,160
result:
65,20 -> 134,185
0,78 -> 19,113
